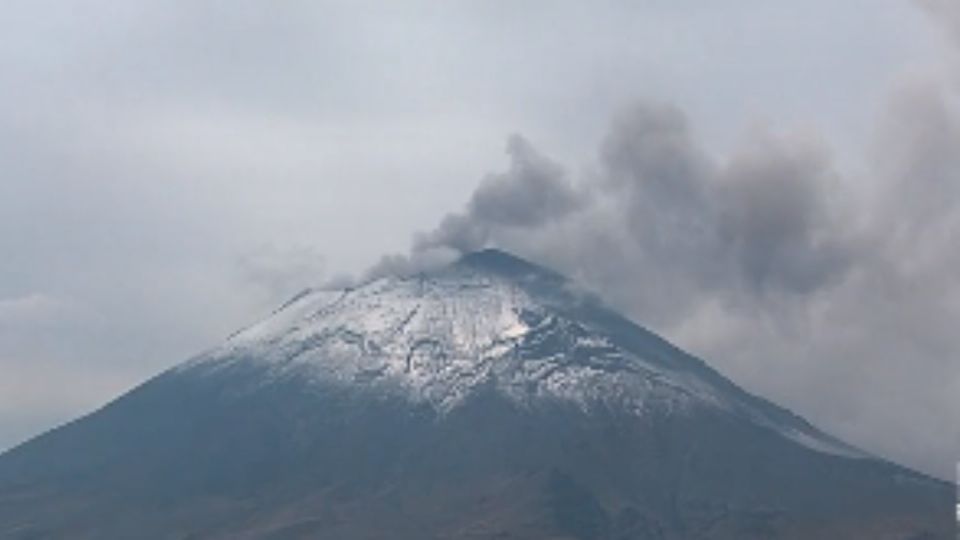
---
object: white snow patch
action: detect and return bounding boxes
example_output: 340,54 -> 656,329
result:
185,263 -> 864,460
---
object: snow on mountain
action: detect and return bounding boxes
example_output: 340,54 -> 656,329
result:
3,249 -> 950,540
181,249 -> 863,459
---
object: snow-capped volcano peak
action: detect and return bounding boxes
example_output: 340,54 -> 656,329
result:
4,250 -> 949,540
187,249 -> 862,458
204,249 -> 621,411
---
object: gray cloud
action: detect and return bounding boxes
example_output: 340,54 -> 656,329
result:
918,0 -> 960,44
416,134 -> 581,254
388,90 -> 958,479
371,5 -> 960,476
716,134 -> 855,296
235,244 -> 328,302
414,103 -> 854,322
469,135 -> 582,228
361,134 -> 584,283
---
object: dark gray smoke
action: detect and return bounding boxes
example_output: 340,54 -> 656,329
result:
346,4 -> 960,480
374,89 -> 959,480
415,134 -> 582,254
400,102 -> 857,326
715,134 -> 855,296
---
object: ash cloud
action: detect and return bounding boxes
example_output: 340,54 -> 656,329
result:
408,102 -> 858,325
361,133 -> 583,283
716,134 -> 855,296
384,93 -> 959,479
416,134 -> 582,254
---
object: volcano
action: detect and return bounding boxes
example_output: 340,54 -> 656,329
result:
0,249 -> 952,539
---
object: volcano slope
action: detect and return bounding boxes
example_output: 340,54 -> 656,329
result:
0,249 -> 952,539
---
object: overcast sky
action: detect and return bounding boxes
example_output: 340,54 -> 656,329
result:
1,1 -> 958,479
